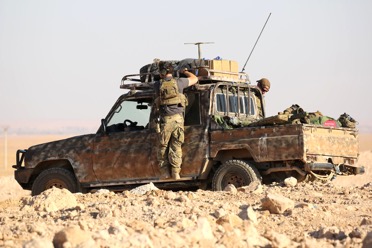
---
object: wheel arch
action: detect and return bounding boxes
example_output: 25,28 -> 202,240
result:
29,159 -> 76,185
213,148 -> 255,164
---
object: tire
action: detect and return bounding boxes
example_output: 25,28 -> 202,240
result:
212,160 -> 262,191
31,168 -> 79,196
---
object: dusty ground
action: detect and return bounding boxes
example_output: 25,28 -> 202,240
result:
0,135 -> 371,247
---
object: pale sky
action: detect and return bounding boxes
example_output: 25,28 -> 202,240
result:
1,0 -> 372,134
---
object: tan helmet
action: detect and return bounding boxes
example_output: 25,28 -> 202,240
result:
257,78 -> 271,88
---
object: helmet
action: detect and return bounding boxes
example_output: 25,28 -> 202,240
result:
256,78 -> 271,88
158,61 -> 174,76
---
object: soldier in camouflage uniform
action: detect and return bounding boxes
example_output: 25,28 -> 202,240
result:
256,78 -> 271,118
154,62 -> 198,179
257,78 -> 270,94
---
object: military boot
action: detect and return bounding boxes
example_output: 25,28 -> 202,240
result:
171,171 -> 180,180
160,167 -> 170,179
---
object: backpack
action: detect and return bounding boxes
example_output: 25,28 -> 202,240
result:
158,78 -> 188,108
338,113 -> 357,128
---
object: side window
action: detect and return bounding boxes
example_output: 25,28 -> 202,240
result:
228,95 -> 238,113
215,91 -> 256,116
185,93 -> 201,126
243,95 -> 256,115
216,94 -> 226,113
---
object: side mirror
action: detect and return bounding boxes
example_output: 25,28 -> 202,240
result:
101,119 -> 107,134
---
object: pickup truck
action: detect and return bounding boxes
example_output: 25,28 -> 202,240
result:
13,59 -> 364,195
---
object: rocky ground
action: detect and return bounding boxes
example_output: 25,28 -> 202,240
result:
0,151 -> 371,248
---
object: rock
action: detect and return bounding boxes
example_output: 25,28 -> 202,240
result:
349,228 -> 362,239
362,231 -> 372,248
108,221 -> 128,236
216,214 -> 243,228
243,221 -> 270,247
196,217 -> 215,240
224,184 -> 237,194
53,226 -> 94,248
181,218 -> 195,229
246,206 -> 258,225
24,187 -> 77,213
176,194 -> 190,203
261,193 -> 295,214
361,218 -> 372,225
264,230 -> 292,248
97,205 -> 112,218
238,181 -> 263,194
312,226 -> 347,240
130,182 -> 159,195
126,233 -> 154,248
23,238 -> 53,248
184,217 -> 215,245
214,208 -> 227,219
95,189 -> 111,194
284,177 -> 297,187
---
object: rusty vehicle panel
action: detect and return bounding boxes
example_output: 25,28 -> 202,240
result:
13,60 -> 364,195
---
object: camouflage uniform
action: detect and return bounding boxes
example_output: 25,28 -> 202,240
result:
155,77 -> 189,178
256,78 -> 270,118
157,113 -> 184,175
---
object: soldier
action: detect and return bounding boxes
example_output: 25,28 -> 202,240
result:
255,78 -> 271,118
154,62 -> 198,179
256,78 -> 270,94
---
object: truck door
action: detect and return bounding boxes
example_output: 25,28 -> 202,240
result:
181,91 -> 210,177
92,99 -> 158,182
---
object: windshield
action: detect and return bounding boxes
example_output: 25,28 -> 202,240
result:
107,100 -> 151,127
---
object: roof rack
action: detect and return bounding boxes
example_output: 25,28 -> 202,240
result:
120,68 -> 250,90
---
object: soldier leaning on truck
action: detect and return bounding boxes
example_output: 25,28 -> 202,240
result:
154,62 -> 198,179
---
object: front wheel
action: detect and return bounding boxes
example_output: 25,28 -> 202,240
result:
212,160 -> 262,191
31,168 -> 79,196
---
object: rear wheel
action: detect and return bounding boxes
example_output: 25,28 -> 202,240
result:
31,168 -> 79,196
212,160 -> 261,191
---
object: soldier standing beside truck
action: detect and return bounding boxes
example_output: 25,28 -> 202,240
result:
154,62 -> 198,179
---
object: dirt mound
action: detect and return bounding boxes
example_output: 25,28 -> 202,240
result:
0,180 -> 371,247
0,151 -> 371,247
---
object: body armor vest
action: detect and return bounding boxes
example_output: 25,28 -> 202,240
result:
159,78 -> 182,106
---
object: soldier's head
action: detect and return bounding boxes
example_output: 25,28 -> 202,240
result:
159,61 -> 174,78
257,78 -> 270,94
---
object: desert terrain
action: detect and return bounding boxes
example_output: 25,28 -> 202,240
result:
0,134 -> 371,247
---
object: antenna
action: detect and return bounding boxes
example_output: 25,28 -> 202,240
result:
184,42 -> 214,59
241,13 -> 272,72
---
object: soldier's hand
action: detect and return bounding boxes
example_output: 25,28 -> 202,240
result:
179,68 -> 188,74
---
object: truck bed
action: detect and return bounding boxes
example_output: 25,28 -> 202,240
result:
209,124 -> 359,165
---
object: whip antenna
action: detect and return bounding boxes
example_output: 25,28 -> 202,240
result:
241,13 -> 271,72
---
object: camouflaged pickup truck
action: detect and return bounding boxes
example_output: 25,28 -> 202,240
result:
13,64 -> 364,195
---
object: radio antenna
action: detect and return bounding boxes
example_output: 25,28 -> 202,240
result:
185,42 -> 214,59
241,13 -> 272,72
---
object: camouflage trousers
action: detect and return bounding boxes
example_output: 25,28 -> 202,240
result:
157,114 -> 184,174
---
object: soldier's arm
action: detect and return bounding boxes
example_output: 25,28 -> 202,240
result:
183,70 -> 198,86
